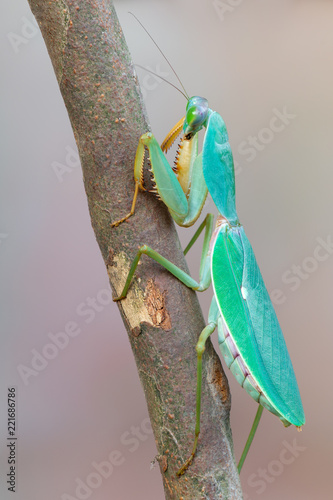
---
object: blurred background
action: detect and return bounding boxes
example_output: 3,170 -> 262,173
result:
1,1 -> 332,498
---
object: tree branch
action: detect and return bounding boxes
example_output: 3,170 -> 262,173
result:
26,0 -> 243,497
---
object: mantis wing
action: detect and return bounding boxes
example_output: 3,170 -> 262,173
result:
212,224 -> 305,427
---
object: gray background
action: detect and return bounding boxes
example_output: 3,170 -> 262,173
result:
1,0 -> 332,499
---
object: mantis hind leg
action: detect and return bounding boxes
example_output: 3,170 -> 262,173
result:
177,298 -> 219,476
112,216 -> 218,473
238,404 -> 264,473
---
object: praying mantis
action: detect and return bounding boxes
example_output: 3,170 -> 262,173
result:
111,18 -> 305,476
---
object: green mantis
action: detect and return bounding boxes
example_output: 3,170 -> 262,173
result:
111,18 -> 305,476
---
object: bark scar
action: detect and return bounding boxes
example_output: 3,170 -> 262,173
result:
144,279 -> 171,330
210,356 -> 230,404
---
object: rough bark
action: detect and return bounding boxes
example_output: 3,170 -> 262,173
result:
26,1 -> 243,498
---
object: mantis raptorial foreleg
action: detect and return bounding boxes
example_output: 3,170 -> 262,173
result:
111,118 -> 208,229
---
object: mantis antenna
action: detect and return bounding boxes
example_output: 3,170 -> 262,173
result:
129,12 -> 190,100
134,64 -> 188,100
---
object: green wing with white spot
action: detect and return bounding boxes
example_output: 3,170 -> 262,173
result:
212,224 -> 305,427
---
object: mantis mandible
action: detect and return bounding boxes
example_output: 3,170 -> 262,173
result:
111,18 -> 305,476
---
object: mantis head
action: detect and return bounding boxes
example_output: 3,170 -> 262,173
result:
183,96 -> 210,139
